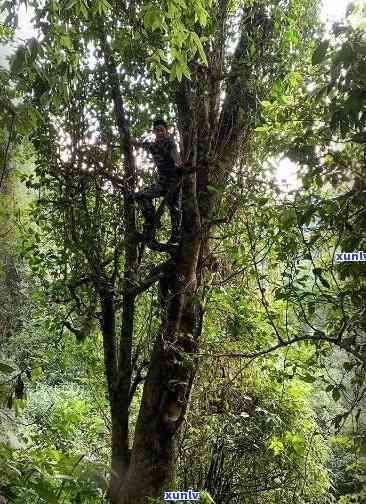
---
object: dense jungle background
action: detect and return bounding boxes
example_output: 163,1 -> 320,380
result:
0,0 -> 366,502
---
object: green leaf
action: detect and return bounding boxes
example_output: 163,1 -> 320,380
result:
171,47 -> 182,62
0,362 -> 16,374
332,388 -> 341,402
284,29 -> 299,44
79,0 -> 88,18
194,3 -> 208,27
200,491 -> 215,503
269,438 -> 284,456
343,361 -> 354,372
260,101 -> 272,109
181,64 -> 191,79
10,46 -> 27,75
301,373 -> 316,383
60,35 -> 72,50
288,434 -> 306,455
14,398 -> 25,416
99,0 -> 112,14
312,40 -> 329,65
144,8 -> 163,31
176,63 -> 183,82
190,32 -> 208,65
167,2 -> 177,19
319,276 -> 330,289
169,64 -> 177,81
207,184 -> 224,193
31,366 -> 43,383
352,132 -> 366,144
65,0 -> 78,9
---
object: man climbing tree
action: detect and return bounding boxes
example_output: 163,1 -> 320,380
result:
131,118 -> 183,247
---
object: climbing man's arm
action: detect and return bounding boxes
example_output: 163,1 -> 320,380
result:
170,139 -> 181,167
130,138 -> 153,151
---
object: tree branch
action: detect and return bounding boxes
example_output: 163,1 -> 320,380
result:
128,360 -> 150,406
98,17 -> 138,474
196,332 -> 366,365
0,112 -> 15,192
127,260 -> 173,296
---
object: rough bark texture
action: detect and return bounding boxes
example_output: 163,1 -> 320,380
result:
0,148 -> 22,342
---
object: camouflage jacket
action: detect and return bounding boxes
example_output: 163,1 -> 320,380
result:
142,137 -> 180,179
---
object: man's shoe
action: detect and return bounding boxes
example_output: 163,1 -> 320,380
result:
166,237 -> 180,247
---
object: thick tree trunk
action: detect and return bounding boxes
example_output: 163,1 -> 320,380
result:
100,291 -> 131,500
115,169 -> 202,503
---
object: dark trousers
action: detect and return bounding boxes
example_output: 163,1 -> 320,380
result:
136,176 -> 182,241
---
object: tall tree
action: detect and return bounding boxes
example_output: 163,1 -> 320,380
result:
3,0 -> 319,501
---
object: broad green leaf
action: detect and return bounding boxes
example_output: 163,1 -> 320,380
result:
332,388 -> 341,402
301,373 -> 316,383
0,362 -> 16,374
190,32 -> 208,65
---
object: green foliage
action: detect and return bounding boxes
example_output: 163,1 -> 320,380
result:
178,357 -> 330,503
0,342 -> 108,503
